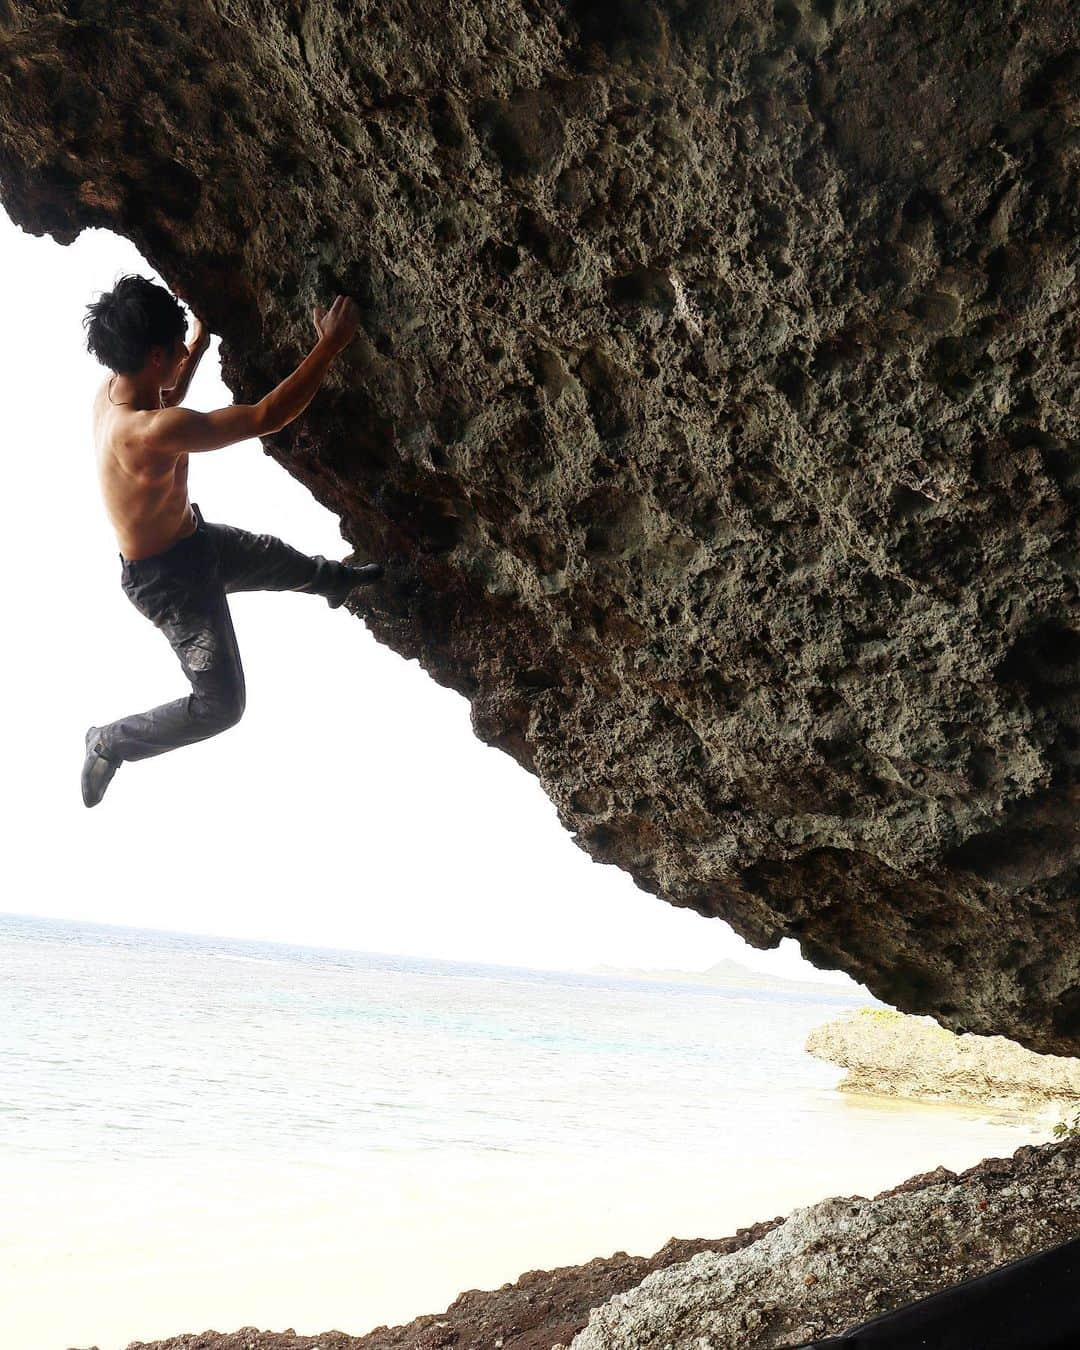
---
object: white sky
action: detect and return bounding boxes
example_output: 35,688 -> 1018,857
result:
0,211 -> 858,987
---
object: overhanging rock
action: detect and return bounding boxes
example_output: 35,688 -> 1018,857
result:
2,0 -> 1077,1049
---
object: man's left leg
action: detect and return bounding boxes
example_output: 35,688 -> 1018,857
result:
203,516 -> 382,607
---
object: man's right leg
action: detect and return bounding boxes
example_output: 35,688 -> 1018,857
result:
85,568 -> 246,800
203,517 -> 382,609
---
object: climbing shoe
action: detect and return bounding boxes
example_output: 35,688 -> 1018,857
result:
325,562 -> 384,609
82,726 -> 121,807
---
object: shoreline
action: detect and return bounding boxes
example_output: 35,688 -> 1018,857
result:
4,1109 -> 1053,1350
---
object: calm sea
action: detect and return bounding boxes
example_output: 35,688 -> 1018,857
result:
0,911 -> 1041,1169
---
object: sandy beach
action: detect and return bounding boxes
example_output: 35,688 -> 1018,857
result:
0,917 -> 1060,1349
2,1100 -> 1052,1350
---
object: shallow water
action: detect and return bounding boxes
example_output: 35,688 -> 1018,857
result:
0,911 -> 1041,1163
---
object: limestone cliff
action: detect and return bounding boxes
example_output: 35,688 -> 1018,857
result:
1,0 -> 1077,1049
569,1136 -> 1080,1349
806,1006 -> 1080,1112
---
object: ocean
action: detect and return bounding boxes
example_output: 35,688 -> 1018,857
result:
0,912 -> 1053,1349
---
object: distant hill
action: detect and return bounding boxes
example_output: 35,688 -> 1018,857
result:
588,958 -> 860,997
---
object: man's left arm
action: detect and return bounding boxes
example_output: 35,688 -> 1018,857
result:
161,317 -> 210,408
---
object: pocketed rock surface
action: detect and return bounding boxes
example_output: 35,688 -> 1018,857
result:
806,1006 -> 1080,1111
569,1136 -> 1080,1350
110,1138 -> 1078,1350
1,1 -> 1078,1050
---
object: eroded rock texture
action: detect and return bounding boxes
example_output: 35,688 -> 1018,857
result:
570,1136 -> 1080,1349
1,0 -> 1077,1047
806,1005 -> 1080,1111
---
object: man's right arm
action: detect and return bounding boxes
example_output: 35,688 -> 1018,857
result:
142,332 -> 347,457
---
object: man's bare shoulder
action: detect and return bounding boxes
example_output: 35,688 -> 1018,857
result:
136,404 -> 195,451
94,389 -> 176,477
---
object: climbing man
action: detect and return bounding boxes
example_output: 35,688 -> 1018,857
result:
80,273 -> 381,807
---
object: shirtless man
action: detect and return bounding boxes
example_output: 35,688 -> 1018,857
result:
81,273 -> 382,807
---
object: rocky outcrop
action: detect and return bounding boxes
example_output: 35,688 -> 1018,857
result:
806,1007 -> 1080,1112
569,1137 -> 1080,1350
110,1138 -> 1078,1349
120,1230 -> 781,1350
1,1 -> 1077,1049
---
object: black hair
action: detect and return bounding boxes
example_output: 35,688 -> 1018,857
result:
83,273 -> 187,374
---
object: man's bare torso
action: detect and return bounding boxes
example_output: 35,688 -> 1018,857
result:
93,378 -> 197,562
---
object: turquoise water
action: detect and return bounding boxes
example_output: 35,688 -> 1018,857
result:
0,912 -> 1040,1168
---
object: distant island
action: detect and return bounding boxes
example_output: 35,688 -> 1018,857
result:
587,958 -> 860,997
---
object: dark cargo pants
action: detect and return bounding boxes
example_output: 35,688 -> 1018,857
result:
93,502 -> 348,763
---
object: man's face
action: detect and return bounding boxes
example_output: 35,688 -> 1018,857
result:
150,336 -> 187,387
170,335 -> 188,377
